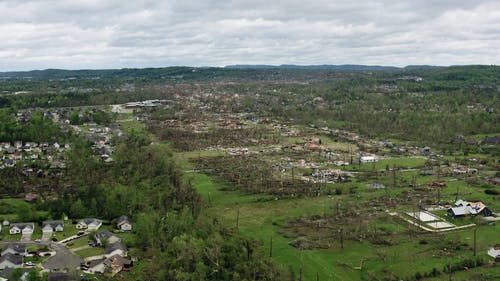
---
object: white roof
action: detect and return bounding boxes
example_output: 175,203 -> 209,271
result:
450,207 -> 468,216
488,247 -> 500,258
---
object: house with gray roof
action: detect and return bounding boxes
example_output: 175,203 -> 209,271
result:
95,230 -> 120,246
1,243 -> 27,256
116,215 -> 132,231
0,253 -> 23,269
448,200 -> 493,218
87,258 -> 107,274
9,223 -> 35,235
104,241 -> 128,258
76,218 -> 102,231
42,220 -> 64,234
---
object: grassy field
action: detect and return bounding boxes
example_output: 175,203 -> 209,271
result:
67,236 -> 92,249
75,247 -> 104,258
182,154 -> 500,281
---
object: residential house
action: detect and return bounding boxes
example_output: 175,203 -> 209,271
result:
105,254 -> 133,275
481,136 -> 500,145
42,220 -> 64,234
14,141 -> 22,149
1,243 -> 27,256
0,253 -> 23,269
104,241 -> 128,258
76,218 -> 102,231
487,178 -> 500,186
9,223 -> 35,235
24,193 -> 38,202
87,258 -> 107,274
116,215 -> 132,231
448,200 -> 493,217
95,230 -> 121,246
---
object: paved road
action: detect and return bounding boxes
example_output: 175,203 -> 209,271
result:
42,242 -> 83,270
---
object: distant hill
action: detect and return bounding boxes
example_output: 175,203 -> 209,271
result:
1,65 -> 492,81
403,65 -> 445,70
225,64 -> 402,71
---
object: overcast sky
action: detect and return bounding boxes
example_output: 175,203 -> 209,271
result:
0,0 -> 499,71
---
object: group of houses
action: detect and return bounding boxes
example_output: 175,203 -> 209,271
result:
2,216 -> 130,236
71,123 -> 122,164
2,220 -> 65,237
0,141 -> 69,170
83,216 -> 133,276
8,223 -> 35,235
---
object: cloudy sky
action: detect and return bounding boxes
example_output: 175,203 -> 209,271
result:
0,0 -> 499,71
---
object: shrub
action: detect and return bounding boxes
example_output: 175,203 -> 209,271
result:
484,189 -> 499,195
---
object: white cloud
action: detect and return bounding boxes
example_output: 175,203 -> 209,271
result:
0,0 -> 499,70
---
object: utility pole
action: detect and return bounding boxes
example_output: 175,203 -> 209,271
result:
473,222 -> 479,256
392,164 -> 397,188
236,208 -> 240,229
269,236 -> 273,257
340,228 -> 344,249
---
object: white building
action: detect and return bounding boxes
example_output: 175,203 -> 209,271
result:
360,155 -> 378,163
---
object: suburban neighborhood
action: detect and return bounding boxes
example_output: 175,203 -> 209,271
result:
0,214 -> 134,279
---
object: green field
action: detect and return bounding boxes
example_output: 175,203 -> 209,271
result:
74,247 -> 104,258
183,154 -> 500,280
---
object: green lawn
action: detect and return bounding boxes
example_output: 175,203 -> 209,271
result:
0,233 -> 21,242
342,157 -> 427,171
187,165 -> 500,281
74,247 -> 104,258
67,236 -> 92,249
52,224 -> 79,242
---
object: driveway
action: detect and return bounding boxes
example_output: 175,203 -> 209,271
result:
42,243 -> 83,270
21,233 -> 32,242
41,232 -> 52,242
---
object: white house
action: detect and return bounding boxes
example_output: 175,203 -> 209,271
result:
116,215 -> 132,231
360,155 -> 378,163
42,220 -> 64,234
9,223 -> 34,235
76,218 -> 102,231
